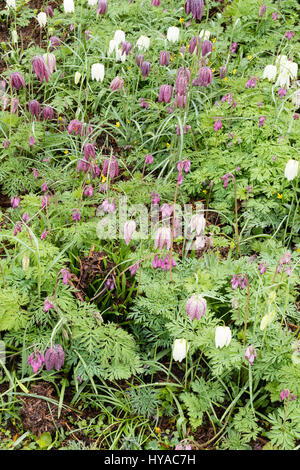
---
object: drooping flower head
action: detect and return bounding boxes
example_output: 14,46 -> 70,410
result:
61,268 -> 71,284
102,155 -> 119,179
195,67 -> 213,87
215,326 -> 232,348
158,84 -> 173,104
44,344 -> 65,371
110,76 -> 124,91
186,294 -> 207,320
284,160 -> 298,181
97,0 -> 107,14
32,55 -> 50,83
27,350 -> 45,373
173,338 -> 189,362
185,0 -> 204,21
201,40 -> 213,57
43,53 -> 57,74
124,220 -> 136,245
154,227 -> 171,251
67,119 -> 83,136
28,100 -> 40,118
159,51 -> 171,66
42,106 -> 54,120
140,61 -> 151,78
10,72 -> 25,90
245,344 -> 257,365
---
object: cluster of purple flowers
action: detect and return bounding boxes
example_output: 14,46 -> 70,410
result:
174,67 -> 190,108
277,251 -> 292,277
27,344 -> 65,373
231,274 -> 248,290
280,389 -> 296,401
177,158 -> 191,185
152,254 -> 176,271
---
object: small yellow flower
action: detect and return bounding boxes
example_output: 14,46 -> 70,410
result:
154,427 -> 161,434
230,241 -> 235,250
212,68 -> 215,73
223,77 -> 228,81
116,121 -> 120,128
212,46 -> 216,50
212,37 -> 217,43
179,17 -> 184,23
203,189 -> 207,194
58,116 -> 63,121
64,150 -> 69,155
127,119 -> 130,124
208,61 -> 212,66
232,69 -> 237,74
248,55 -> 253,60
127,66 -> 131,71
166,142 -> 171,148
101,174 -> 107,183
277,193 -> 283,199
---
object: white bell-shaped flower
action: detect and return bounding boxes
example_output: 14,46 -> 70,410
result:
91,63 -> 105,82
215,326 -> 232,349
167,26 -> 180,43
284,159 -> 299,181
173,339 -> 189,362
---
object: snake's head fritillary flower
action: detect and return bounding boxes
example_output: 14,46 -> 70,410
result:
45,344 -> 65,371
29,100 -> 40,118
37,11 -> 47,27
158,84 -> 173,104
10,72 -> 25,90
32,55 -> 50,83
64,0 -> 75,13
97,0 -> 107,14
201,40 -> 213,57
42,106 -> 54,120
140,61 -> 151,78
284,160 -> 299,181
259,4 -> 266,17
172,339 -> 189,362
102,155 -> 119,179
185,0 -> 204,20
186,294 -> 207,320
167,26 -> 180,43
215,326 -> 232,348
110,76 -> 124,91
154,227 -> 171,250
91,63 -> 105,82
124,220 -> 136,245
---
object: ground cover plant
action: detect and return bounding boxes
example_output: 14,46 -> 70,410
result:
0,0 -> 299,451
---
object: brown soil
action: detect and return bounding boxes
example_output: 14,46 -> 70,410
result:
0,0 -> 59,73
20,381 -> 70,436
